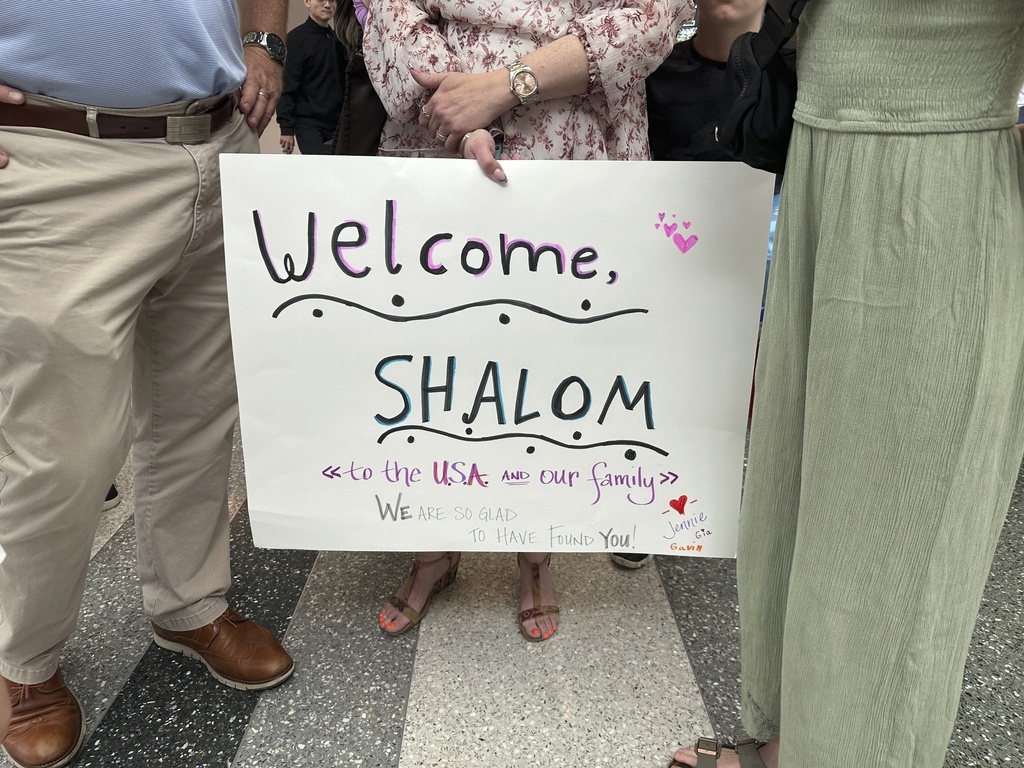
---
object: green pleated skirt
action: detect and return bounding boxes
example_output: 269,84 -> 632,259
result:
738,120 -> 1024,767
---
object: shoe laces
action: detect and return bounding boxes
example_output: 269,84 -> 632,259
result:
7,681 -> 74,721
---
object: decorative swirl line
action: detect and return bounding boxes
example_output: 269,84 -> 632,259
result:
377,425 -> 669,457
272,294 -> 648,323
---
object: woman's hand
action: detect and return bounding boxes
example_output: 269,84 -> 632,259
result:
457,128 -> 514,184
412,69 -> 513,150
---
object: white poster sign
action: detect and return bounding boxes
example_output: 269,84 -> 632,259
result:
222,156 -> 774,557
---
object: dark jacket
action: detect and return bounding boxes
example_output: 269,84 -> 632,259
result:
277,16 -> 345,134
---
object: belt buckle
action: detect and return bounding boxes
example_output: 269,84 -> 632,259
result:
166,113 -> 212,144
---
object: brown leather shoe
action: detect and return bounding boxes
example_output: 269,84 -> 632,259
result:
2,668 -> 85,768
152,607 -> 293,691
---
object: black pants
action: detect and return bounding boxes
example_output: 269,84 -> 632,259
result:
294,123 -> 332,155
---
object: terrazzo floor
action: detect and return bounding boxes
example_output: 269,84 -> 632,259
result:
5,431 -> 1021,767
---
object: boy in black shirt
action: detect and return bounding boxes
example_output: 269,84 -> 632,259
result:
278,0 -> 345,155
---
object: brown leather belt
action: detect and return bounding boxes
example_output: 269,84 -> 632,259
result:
0,94 -> 236,144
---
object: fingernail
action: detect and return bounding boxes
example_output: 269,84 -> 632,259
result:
493,168 -> 507,184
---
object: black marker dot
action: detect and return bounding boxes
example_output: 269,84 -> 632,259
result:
407,436 -> 415,444
465,427 -> 473,435
499,313 -> 510,325
581,300 -> 591,311
312,309 -> 323,318
572,431 -> 582,441
526,446 -> 536,454
624,449 -> 637,461
392,294 -> 405,307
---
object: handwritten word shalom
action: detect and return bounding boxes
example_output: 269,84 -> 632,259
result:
252,201 -> 613,284
374,356 -> 654,431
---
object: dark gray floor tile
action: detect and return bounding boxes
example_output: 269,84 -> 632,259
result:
73,505 -> 316,767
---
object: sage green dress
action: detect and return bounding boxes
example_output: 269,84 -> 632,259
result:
738,2 -> 1024,766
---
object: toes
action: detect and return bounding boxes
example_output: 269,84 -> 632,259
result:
671,749 -> 697,767
379,606 -> 406,633
522,613 -> 558,640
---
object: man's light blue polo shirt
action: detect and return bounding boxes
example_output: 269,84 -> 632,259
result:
0,1 -> 247,108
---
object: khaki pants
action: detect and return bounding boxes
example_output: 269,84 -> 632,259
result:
0,105 -> 257,683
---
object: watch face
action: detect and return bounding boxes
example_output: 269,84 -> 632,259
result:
513,71 -> 538,98
266,34 -> 286,61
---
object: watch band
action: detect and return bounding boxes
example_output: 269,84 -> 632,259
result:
241,31 -> 286,65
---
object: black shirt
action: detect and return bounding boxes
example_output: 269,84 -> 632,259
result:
646,39 -> 732,162
277,16 -> 345,134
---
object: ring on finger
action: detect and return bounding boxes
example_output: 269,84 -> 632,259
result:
257,90 -> 269,99
457,133 -> 470,156
420,105 -> 430,119
436,129 -> 448,142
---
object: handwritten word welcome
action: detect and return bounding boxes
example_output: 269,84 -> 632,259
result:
252,201 -> 614,284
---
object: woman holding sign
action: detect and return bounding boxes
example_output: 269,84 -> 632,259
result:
363,0 -> 693,640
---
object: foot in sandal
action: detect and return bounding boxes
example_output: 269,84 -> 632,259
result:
380,551 -> 461,636
671,737 -> 779,768
517,552 -> 559,641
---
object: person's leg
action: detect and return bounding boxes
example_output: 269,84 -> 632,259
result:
126,113 -> 293,689
131,112 -> 253,632
517,552 -> 559,641
293,123 -> 329,155
673,123 -> 816,768
0,127 -> 166,684
0,124 -> 199,768
380,552 -> 462,635
775,129 -> 1024,768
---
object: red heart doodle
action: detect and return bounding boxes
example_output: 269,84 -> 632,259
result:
668,495 -> 692,514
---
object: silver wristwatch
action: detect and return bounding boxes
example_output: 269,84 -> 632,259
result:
241,31 -> 287,65
506,61 -> 540,105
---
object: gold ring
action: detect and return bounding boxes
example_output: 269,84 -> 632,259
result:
257,90 -> 269,99
436,129 -> 448,142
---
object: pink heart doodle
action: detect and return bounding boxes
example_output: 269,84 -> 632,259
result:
664,222 -> 678,238
682,221 -> 691,229
673,233 -> 699,254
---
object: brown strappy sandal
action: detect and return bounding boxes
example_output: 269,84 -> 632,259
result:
669,737 -> 768,768
380,552 -> 460,636
517,553 -> 559,642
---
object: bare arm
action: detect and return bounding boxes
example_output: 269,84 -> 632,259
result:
413,0 -> 688,181
237,0 -> 289,135
413,35 -> 590,147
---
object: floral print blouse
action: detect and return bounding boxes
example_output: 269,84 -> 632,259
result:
363,0 -> 695,160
